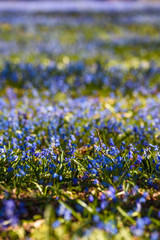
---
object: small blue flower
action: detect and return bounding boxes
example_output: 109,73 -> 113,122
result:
52,173 -> 59,178
88,195 -> 94,202
151,232 -> 159,240
135,154 -> 143,164
59,175 -> 63,181
7,167 -> 14,172
104,220 -> 118,235
64,209 -> 71,221
93,179 -> 99,185
107,186 -> 116,199
100,200 -> 108,210
52,220 -> 60,228
93,215 -> 100,223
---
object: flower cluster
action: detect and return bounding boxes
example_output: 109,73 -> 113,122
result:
0,9 -> 160,240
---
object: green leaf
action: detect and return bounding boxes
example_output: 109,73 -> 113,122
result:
31,181 -> 43,195
150,218 -> 160,226
77,199 -> 94,214
117,206 -> 135,224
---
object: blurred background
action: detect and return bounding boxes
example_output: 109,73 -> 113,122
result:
0,0 -> 158,1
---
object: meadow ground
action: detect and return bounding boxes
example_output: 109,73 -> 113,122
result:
0,8 -> 160,240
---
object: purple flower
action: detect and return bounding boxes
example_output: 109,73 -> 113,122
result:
56,204 -> 66,216
96,221 -> 104,229
135,154 -> 143,164
107,186 -> 116,199
100,193 -> 106,200
10,216 -> 19,226
1,200 -> 19,227
143,217 -> 151,225
131,216 -> 151,237
131,226 -> 144,237
4,200 -> 15,218
88,195 -> 94,202
100,200 -> 108,210
93,179 -> 99,185
151,232 -> 159,240
130,165 -> 135,170
72,178 -> 78,185
137,218 -> 145,229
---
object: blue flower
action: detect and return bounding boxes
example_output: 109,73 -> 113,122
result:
151,232 -> 159,240
64,209 -> 71,221
1,199 -> 19,227
93,179 -> 99,185
131,226 -> 144,237
88,195 -> 94,202
135,154 -> 143,164
104,221 -> 118,235
59,175 -> 63,181
7,167 -> 14,172
52,173 -> 59,178
143,217 -> 151,225
93,215 -> 100,223
100,200 -> 108,210
107,186 -> 116,199
52,220 -> 60,228
56,204 -> 71,221
109,138 -> 114,146
137,218 -> 145,229
156,163 -> 160,171
16,169 -> 26,177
